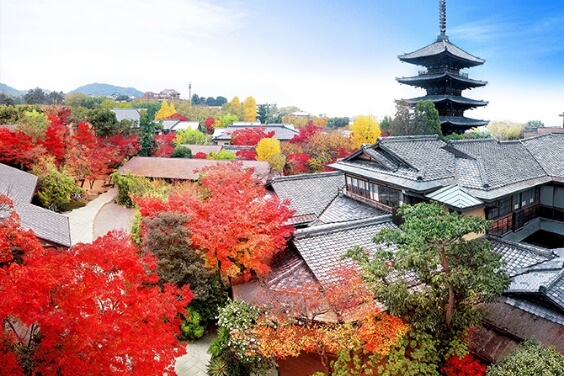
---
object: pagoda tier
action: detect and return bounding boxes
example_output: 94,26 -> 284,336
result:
396,0 -> 488,134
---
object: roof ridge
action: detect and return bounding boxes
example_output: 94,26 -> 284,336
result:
489,235 -> 555,259
271,171 -> 343,183
379,134 -> 440,142
294,215 -> 393,239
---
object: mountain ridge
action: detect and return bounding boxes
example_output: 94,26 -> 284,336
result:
0,82 -> 144,98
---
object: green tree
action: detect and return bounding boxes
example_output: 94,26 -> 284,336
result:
327,117 -> 350,129
524,119 -> 544,131
413,100 -> 442,136
31,156 -> 76,211
488,121 -> 524,141
379,115 -> 392,135
207,149 -> 236,160
24,87 -> 47,104
347,202 -> 509,362
486,340 -> 564,376
18,109 -> 49,140
257,104 -> 268,124
171,145 -> 192,158
47,91 -> 65,105
174,128 -> 206,145
88,108 -> 119,136
139,112 -> 156,156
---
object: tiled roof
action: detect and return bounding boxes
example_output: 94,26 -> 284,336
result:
405,94 -> 488,107
270,172 -> 345,218
110,108 -> 141,124
0,163 -> 71,247
490,237 -> 564,322
398,38 -> 485,67
212,124 -> 299,142
179,144 -> 222,155
397,72 -> 487,88
439,116 -> 489,127
426,184 -> 483,209
293,216 -> 396,288
522,133 -> 564,179
332,135 -> 564,200
119,157 -> 271,181
317,194 -> 387,224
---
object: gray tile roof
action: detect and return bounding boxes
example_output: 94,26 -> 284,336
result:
522,133 -> 564,179
110,108 -> 141,124
399,38 -> 485,66
405,94 -> 488,107
331,134 -> 564,201
212,124 -> 299,142
317,194 -> 387,224
270,172 -> 345,218
491,237 -> 564,322
397,72 -> 487,88
0,163 -> 71,247
293,216 -> 396,288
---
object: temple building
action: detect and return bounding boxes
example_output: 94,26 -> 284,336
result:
397,0 -> 488,134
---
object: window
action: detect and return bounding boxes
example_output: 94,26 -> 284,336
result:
486,197 -> 511,220
345,175 -> 402,208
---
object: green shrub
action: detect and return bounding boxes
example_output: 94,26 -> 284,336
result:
486,340 -> 564,376
171,145 -> 192,158
180,306 -> 205,340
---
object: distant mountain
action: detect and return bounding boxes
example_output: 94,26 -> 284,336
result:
69,83 -> 143,98
0,83 -> 27,96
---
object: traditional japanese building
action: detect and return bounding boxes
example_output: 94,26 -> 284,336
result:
397,0 -> 488,134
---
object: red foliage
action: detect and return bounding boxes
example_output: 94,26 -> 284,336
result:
0,212 -> 192,376
0,128 -> 37,168
440,354 -> 487,376
289,124 -> 322,144
153,133 -> 176,157
161,113 -> 189,121
135,162 -> 295,280
284,153 -> 311,175
40,114 -> 70,166
103,134 -> 140,166
235,149 -> 257,160
204,117 -> 216,134
193,152 -> 207,159
231,127 -> 275,146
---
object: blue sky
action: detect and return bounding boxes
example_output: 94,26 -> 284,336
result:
1,0 -> 563,126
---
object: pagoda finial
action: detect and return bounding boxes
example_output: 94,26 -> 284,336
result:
439,0 -> 447,40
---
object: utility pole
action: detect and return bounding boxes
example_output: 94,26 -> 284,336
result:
560,112 -> 564,128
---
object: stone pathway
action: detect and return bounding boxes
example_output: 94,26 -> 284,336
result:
175,334 -> 214,376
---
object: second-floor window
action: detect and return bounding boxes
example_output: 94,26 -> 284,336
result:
346,176 -> 402,208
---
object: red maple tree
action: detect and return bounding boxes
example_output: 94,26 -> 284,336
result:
153,133 -> 176,157
0,207 -> 192,376
235,149 -> 257,160
0,128 -> 39,169
231,127 -> 275,146
440,354 -> 487,376
135,162 -> 294,281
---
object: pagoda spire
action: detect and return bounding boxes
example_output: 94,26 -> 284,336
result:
438,0 -> 447,40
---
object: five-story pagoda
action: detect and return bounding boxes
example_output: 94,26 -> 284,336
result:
397,0 -> 488,134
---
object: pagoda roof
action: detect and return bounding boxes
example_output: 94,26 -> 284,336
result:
397,71 -> 487,89
440,116 -> 489,128
399,37 -> 485,69
405,94 -> 488,108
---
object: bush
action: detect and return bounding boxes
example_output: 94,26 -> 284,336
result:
180,306 -> 205,340
486,340 -> 564,376
441,354 -> 486,376
171,145 -> 192,158
32,156 -> 75,211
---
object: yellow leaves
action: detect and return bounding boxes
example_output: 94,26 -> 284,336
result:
243,96 -> 257,122
350,115 -> 381,148
256,138 -> 281,162
154,100 -> 177,120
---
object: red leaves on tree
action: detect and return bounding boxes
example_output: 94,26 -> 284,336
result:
193,151 -> 208,159
40,114 -> 69,166
153,133 -> 176,157
440,354 -> 487,376
284,153 -> 311,175
235,149 -> 257,160
0,213 -> 192,376
204,117 -> 216,134
161,113 -> 189,121
231,127 -> 275,146
0,128 -> 38,168
289,124 -> 322,144
135,162 -> 294,281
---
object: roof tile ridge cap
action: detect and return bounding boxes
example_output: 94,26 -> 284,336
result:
294,215 -> 393,239
488,235 -> 555,259
382,134 -> 439,142
272,171 -> 343,183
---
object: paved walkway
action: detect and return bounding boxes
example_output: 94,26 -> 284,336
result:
175,334 -> 214,376
64,188 -> 213,374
